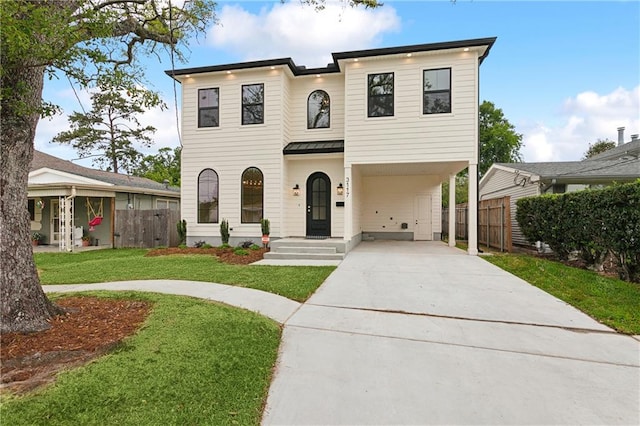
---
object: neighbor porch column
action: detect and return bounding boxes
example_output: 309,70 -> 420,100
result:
468,164 -> 478,255
448,174 -> 456,247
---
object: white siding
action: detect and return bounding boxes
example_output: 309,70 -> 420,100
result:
344,51 -> 479,165
287,74 -> 345,142
283,157 -> 344,237
479,168 -> 540,246
180,69 -> 284,240
361,175 -> 441,238
350,166 -> 363,239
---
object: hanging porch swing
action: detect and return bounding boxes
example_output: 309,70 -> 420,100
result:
86,197 -> 104,231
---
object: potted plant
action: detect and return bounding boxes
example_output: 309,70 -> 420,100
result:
260,218 -> 270,248
31,232 -> 44,246
81,234 -> 92,247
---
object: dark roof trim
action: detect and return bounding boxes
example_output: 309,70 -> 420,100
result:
165,37 -> 497,79
283,140 -> 344,155
332,37 -> 497,65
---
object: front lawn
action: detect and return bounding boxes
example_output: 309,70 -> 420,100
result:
35,249 -> 334,302
484,254 -> 640,334
0,292 -> 280,425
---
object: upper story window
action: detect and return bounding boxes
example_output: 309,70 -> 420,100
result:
367,72 -> 394,117
241,167 -> 263,223
242,84 -> 264,125
423,68 -> 451,114
307,90 -> 330,129
198,88 -> 219,127
198,169 -> 219,223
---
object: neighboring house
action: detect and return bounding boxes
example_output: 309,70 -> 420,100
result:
168,37 -> 497,255
29,150 -> 180,250
479,128 -> 640,247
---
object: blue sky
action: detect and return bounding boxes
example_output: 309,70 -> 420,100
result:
37,0 -> 640,166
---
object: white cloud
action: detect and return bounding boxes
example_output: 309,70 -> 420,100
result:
520,86 -> 640,162
208,2 -> 401,67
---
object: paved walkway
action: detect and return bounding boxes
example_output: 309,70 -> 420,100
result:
43,280 -> 300,324
42,241 -> 640,424
262,241 -> 640,425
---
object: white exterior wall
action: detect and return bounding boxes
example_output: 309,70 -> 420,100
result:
344,51 -> 479,165
479,168 -> 540,246
287,74 -> 345,142
361,175 -> 441,239
284,156 -> 345,237
180,69 -> 284,241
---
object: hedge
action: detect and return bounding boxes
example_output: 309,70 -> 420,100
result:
516,181 -> 640,283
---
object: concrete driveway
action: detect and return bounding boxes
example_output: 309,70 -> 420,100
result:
262,241 -> 640,425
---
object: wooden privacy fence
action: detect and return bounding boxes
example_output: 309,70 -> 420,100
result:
114,209 -> 180,248
442,196 -> 512,252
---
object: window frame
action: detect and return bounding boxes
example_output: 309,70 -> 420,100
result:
241,167 -> 264,224
307,90 -> 330,129
423,68 -> 452,115
241,83 -> 264,125
367,72 -> 394,118
197,168 -> 219,224
198,88 -> 220,128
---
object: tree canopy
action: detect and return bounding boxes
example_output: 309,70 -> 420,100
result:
478,100 -> 523,178
134,147 -> 182,186
583,139 -> 616,159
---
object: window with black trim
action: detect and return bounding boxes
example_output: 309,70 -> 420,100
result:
241,167 -> 263,223
198,88 -> 219,127
368,73 -> 394,117
198,169 -> 219,223
242,84 -> 264,125
423,68 -> 451,114
307,90 -> 330,129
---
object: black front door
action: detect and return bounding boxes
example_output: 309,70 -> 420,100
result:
306,172 -> 331,237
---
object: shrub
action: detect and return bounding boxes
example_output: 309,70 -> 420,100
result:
233,248 -> 249,256
250,244 -> 261,251
219,243 -> 231,249
176,219 -> 187,245
516,181 -> 640,282
260,218 -> 270,236
220,219 -> 230,245
200,243 -> 213,249
178,244 -> 187,249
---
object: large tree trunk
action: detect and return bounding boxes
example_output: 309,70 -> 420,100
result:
1,64 -> 64,334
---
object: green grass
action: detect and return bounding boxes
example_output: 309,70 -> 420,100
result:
484,254 -> 640,334
0,292 -> 281,425
35,249 -> 334,302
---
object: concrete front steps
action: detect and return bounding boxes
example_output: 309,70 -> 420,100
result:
264,238 -> 345,261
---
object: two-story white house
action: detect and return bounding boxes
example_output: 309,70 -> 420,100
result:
167,37 -> 496,257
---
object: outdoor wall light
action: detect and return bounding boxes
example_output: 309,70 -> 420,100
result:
337,183 -> 344,196
293,184 -> 300,196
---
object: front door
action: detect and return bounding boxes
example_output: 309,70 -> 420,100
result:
306,172 -> 331,237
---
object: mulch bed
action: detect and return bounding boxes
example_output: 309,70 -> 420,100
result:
1,297 -> 151,396
145,246 -> 269,265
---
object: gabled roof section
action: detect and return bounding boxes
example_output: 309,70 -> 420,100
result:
584,139 -> 640,161
30,150 -> 179,194
283,140 -> 344,155
165,37 -> 497,79
29,168 -> 113,186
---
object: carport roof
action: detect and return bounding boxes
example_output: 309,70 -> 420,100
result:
283,140 -> 344,155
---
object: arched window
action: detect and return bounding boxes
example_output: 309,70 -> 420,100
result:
241,167 -> 263,223
198,169 -> 219,223
307,90 -> 330,129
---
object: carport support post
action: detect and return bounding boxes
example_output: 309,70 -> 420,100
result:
448,174 -> 456,247
467,164 -> 478,255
